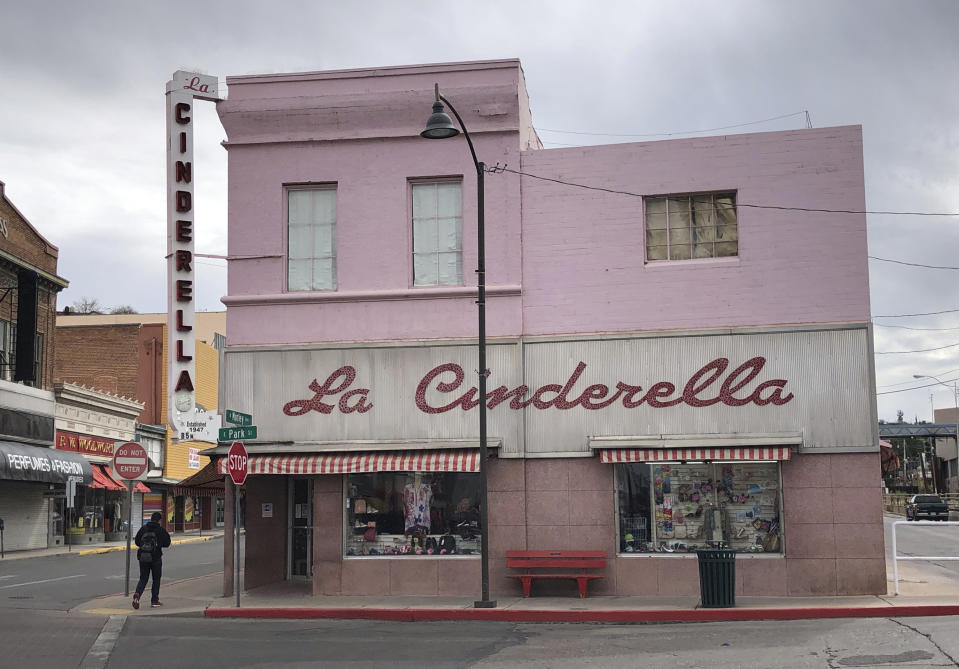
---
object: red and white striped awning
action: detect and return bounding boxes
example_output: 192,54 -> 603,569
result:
599,447 -> 791,464
216,449 -> 480,476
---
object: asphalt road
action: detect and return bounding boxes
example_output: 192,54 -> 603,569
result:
6,523 -> 959,668
885,513 -> 959,580
0,535 -> 224,610
102,615 -> 959,668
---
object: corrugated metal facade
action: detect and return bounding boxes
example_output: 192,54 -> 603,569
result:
222,325 -> 875,456
0,482 -> 49,551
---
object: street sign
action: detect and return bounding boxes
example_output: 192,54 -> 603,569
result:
113,441 -> 148,480
226,441 -> 248,486
225,410 -> 253,426
219,425 -> 257,442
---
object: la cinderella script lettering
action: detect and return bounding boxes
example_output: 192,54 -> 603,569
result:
282,357 -> 794,417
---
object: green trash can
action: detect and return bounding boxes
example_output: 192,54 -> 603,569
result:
695,548 -> 736,608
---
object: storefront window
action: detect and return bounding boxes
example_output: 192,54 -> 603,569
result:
616,462 -> 782,554
68,486 -> 105,536
345,471 -> 482,557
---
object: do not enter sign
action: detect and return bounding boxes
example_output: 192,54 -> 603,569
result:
113,441 -> 148,480
227,441 -> 248,486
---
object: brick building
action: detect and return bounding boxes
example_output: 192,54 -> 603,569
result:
0,180 -> 92,551
55,312 -> 225,532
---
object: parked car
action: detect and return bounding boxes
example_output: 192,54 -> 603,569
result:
905,494 -> 949,521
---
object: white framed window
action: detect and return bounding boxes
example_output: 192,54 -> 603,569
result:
412,181 -> 462,286
287,187 -> 337,291
645,192 -> 738,261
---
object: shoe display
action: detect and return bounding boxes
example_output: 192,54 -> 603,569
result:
132,593 -> 140,610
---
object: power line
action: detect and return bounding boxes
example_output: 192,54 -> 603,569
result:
877,376 -> 959,395
875,341 -> 959,355
874,323 -> 959,332
537,111 -> 809,138
872,308 -> 959,319
492,167 -> 959,217
869,256 -> 959,270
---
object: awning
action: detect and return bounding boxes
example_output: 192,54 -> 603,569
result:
90,464 -> 124,490
599,447 -> 792,463
174,460 -> 224,498
103,466 -> 150,494
216,449 -> 481,476
0,440 -> 93,485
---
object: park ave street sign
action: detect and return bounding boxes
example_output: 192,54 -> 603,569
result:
219,425 -> 257,442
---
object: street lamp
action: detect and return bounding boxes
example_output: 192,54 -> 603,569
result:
422,84 -> 495,609
913,374 -> 959,410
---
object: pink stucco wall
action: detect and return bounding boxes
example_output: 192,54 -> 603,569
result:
520,126 -> 870,336
219,60 -> 868,346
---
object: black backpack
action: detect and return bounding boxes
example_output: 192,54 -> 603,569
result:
139,529 -> 158,563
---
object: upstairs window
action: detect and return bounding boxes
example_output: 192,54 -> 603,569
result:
288,187 -> 337,291
412,182 -> 462,286
645,192 -> 738,261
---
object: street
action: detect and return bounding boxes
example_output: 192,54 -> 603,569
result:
5,524 -> 959,668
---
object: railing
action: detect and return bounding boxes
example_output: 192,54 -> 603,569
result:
890,520 -> 959,595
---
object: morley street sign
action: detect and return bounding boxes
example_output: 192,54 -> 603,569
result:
219,425 -> 257,442
225,410 -> 253,426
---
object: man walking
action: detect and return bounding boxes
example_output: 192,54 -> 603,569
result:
132,512 -> 172,609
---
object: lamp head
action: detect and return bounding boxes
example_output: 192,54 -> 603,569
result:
421,99 -> 459,139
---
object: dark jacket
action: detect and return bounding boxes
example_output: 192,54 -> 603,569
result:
134,521 -> 172,560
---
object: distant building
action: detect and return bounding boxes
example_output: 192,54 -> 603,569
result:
210,60 -> 879,599
55,312 -> 226,532
0,180 -> 91,551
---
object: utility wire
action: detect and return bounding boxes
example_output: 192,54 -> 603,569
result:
869,256 -> 959,270
877,377 -> 959,395
874,323 -> 959,332
537,111 -> 809,138
491,167 -> 959,217
872,308 -> 959,318
875,341 -> 959,355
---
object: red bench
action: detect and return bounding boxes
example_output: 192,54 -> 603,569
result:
506,550 -> 606,598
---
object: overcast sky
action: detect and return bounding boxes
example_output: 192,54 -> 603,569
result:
1,1 -> 957,423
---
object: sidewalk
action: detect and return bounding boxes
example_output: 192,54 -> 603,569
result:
0,529 -> 223,561
70,521 -> 959,624
47,511 -> 959,623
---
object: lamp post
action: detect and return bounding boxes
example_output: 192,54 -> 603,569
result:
422,84 -> 495,609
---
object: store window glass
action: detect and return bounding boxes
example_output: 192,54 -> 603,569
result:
345,471 -> 481,557
616,462 -> 782,554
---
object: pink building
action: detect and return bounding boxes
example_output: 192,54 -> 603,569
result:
210,59 -> 881,600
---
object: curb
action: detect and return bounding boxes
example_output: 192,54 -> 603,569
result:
203,604 -> 959,624
77,535 -> 216,556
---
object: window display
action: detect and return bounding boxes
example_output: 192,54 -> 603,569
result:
345,471 -> 482,557
616,461 -> 782,554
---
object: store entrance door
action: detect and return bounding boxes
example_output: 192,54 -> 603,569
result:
288,478 -> 312,580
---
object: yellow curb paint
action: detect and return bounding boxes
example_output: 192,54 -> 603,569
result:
83,608 -> 133,615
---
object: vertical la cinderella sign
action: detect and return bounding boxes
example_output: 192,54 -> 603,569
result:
166,71 -> 222,433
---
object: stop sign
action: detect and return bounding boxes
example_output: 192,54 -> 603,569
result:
113,441 -> 148,480
226,441 -> 248,485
